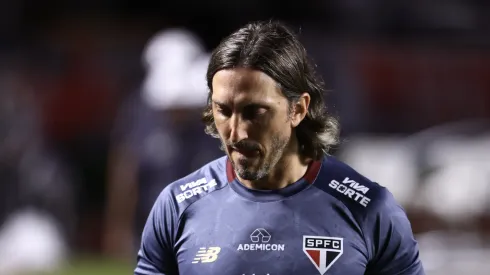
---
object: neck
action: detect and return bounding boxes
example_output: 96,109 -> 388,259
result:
238,141 -> 311,190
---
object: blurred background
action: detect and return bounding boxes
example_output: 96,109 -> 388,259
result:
0,0 -> 489,274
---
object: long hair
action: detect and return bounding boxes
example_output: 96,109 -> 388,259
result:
202,20 -> 340,160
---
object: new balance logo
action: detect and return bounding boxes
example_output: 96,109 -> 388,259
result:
191,247 -> 221,264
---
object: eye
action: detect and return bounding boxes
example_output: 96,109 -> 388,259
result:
215,105 -> 232,118
243,105 -> 267,121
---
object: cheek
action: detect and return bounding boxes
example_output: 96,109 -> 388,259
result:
213,119 -> 228,138
269,116 -> 291,135
258,126 -> 286,146
252,117 -> 284,139
268,125 -> 292,146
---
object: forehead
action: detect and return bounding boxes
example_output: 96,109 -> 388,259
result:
211,68 -> 284,104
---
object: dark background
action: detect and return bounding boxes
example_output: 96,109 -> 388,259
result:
0,0 -> 489,274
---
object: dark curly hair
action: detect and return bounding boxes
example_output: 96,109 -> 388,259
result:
202,20 -> 340,160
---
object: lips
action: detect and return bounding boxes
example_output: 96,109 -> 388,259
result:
231,147 -> 259,158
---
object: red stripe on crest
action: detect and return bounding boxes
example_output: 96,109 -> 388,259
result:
306,250 -> 320,267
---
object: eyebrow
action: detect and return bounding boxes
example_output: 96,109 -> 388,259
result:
212,100 -> 270,109
211,100 -> 228,106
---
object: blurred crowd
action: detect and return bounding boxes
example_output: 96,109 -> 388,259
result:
0,0 -> 490,274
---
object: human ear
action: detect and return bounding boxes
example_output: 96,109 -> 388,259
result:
290,92 -> 310,127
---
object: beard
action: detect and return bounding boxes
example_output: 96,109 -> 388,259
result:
222,133 -> 290,181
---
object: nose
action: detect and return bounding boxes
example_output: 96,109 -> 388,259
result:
229,114 -> 248,143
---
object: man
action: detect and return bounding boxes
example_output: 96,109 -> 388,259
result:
135,20 -> 424,275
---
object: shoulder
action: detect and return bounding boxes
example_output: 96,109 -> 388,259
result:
313,155 -> 400,218
153,156 -> 229,218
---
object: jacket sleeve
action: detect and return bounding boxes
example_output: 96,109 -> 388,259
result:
365,188 -> 425,275
135,189 -> 179,275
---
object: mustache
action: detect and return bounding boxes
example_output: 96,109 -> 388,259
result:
226,140 -> 260,151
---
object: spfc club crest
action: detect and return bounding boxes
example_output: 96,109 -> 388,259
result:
303,236 -> 343,274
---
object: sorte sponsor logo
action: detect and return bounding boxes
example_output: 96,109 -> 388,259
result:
176,177 -> 217,203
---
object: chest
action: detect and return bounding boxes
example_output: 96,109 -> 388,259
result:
174,199 -> 369,275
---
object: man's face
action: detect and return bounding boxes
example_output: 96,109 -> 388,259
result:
211,68 -> 292,181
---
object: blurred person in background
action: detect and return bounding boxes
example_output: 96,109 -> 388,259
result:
103,28 -> 222,260
0,60 -> 75,274
135,21 -> 424,275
